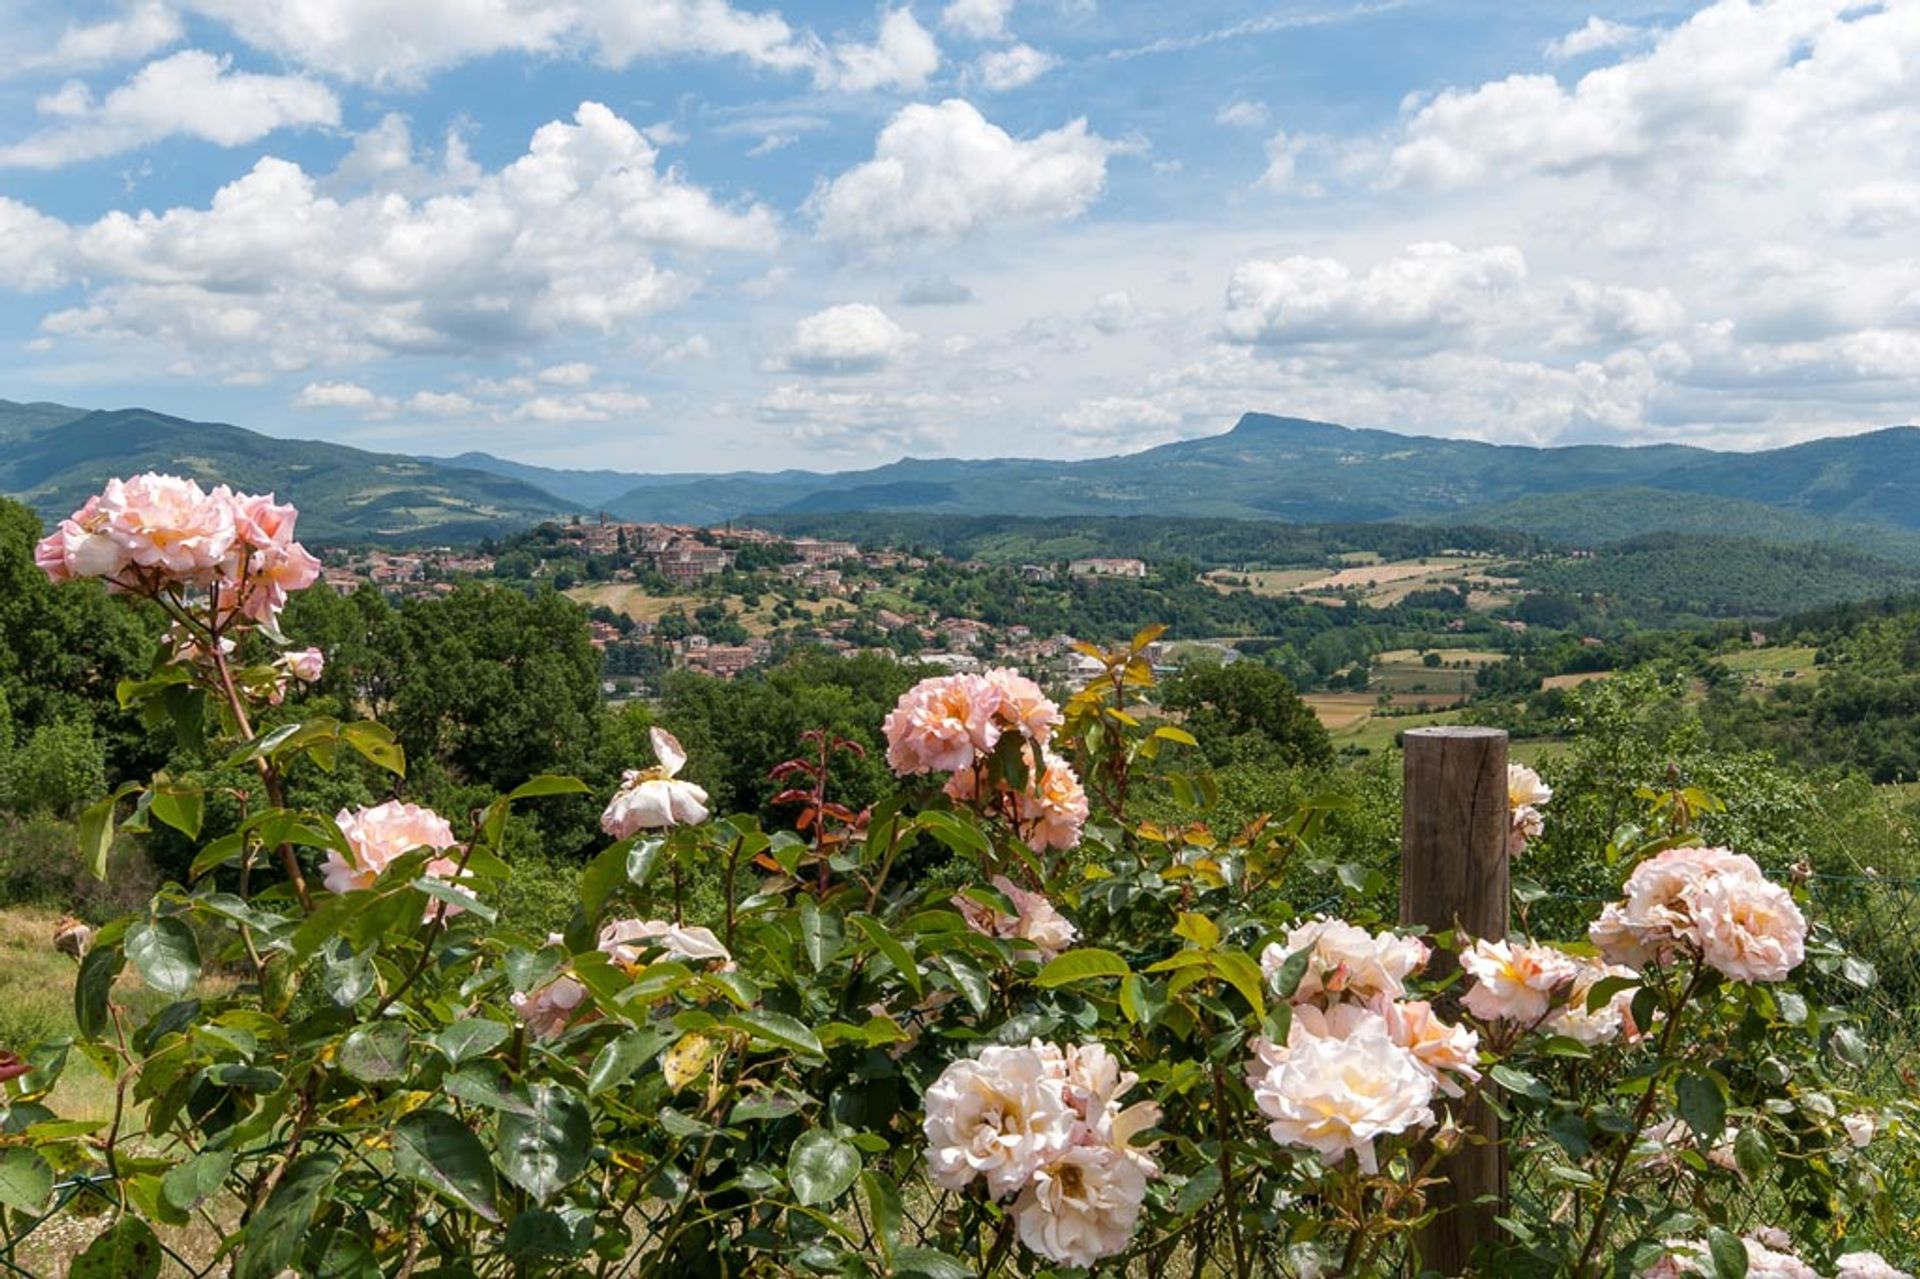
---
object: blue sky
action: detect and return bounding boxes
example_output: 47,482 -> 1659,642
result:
0,0 -> 1915,472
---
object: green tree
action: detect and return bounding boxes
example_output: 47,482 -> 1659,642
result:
1,717 -> 108,817
1159,660 -> 1333,769
0,497 -> 156,780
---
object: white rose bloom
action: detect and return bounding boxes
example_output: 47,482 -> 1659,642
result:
602,728 -> 711,835
1460,939 -> 1579,1024
1843,1113 -> 1877,1148
1837,1252 -> 1912,1279
598,918 -> 732,968
1250,1016 -> 1435,1173
1013,1143 -> 1150,1269
1689,873 -> 1806,983
923,1044 -> 1075,1198
1546,960 -> 1640,1046
1742,1237 -> 1819,1279
1261,917 -> 1429,1003
1508,762 -> 1552,809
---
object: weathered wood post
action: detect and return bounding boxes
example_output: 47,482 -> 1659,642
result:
1399,726 -> 1510,1276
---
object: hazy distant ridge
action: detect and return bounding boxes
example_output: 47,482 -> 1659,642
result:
7,401 -> 1920,545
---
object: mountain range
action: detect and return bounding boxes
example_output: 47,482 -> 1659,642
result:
5,398 -> 1919,550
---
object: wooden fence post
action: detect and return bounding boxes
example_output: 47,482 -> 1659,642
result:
1399,726 -> 1510,1276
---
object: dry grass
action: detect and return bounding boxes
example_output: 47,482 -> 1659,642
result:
1540,671 -> 1613,690
0,907 -> 239,1275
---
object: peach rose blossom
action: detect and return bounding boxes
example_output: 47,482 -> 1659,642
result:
1508,805 -> 1545,857
1261,917 -> 1430,1004
1508,763 -> 1552,810
34,494 -> 127,584
1837,1253 -> 1912,1279
101,473 -> 237,581
1374,996 -> 1481,1096
601,728 -> 710,835
923,1043 -> 1075,1198
1017,750 -> 1088,851
954,874 -> 1080,961
511,971 -> 590,1040
1460,938 -> 1579,1024
323,800 -> 461,894
283,648 -> 326,683
1507,764 -> 1552,855
982,667 -> 1062,745
1546,959 -> 1641,1045
1689,872 -> 1806,983
1598,845 -> 1765,963
1012,1142 -> 1151,1269
883,674 -> 1003,775
1741,1236 -> 1818,1279
598,918 -> 733,969
1588,901 -> 1653,968
1249,1013 -> 1435,1174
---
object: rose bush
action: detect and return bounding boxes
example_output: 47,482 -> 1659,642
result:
0,477 -> 1909,1278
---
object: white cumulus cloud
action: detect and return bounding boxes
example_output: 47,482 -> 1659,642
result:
17,100 -> 776,377
1543,17 -> 1649,62
815,7 -> 941,92
941,0 -> 1015,40
0,50 -> 339,169
17,2 -> 186,73
973,43 -> 1056,91
1221,242 -> 1527,347
1387,0 -> 1920,189
786,303 -> 915,373
812,99 -> 1116,244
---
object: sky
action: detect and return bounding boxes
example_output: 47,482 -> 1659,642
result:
0,0 -> 1916,473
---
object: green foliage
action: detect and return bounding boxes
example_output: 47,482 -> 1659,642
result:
1159,660 -> 1334,770
0,718 -> 107,817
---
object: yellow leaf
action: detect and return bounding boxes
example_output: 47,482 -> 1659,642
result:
661,1032 -> 716,1091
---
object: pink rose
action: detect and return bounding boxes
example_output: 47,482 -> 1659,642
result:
954,874 -> 1080,961
323,801 -> 467,920
1689,873 -> 1806,983
1460,938 -> 1579,1024
883,674 -> 1004,775
100,473 -> 236,582
284,648 -> 326,683
1374,996 -> 1481,1096
511,972 -> 590,1040
1260,917 -> 1430,1004
34,495 -> 127,584
597,918 -> 733,968
1017,751 -> 1088,852
982,667 -> 1062,745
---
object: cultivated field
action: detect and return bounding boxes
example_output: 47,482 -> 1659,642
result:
1711,644 -> 1823,689
1541,670 -> 1614,690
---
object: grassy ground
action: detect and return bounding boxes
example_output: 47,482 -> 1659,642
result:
1711,644 -> 1824,691
566,584 -> 833,638
0,907 -> 237,1275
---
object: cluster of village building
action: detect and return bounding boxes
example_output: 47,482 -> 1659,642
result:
315,518 -> 1156,690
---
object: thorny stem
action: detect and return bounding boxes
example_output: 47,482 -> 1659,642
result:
722,832 -> 743,949
1571,964 -> 1706,1279
203,609 -> 312,911
1208,1055 -> 1252,1279
373,841 -> 479,1019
